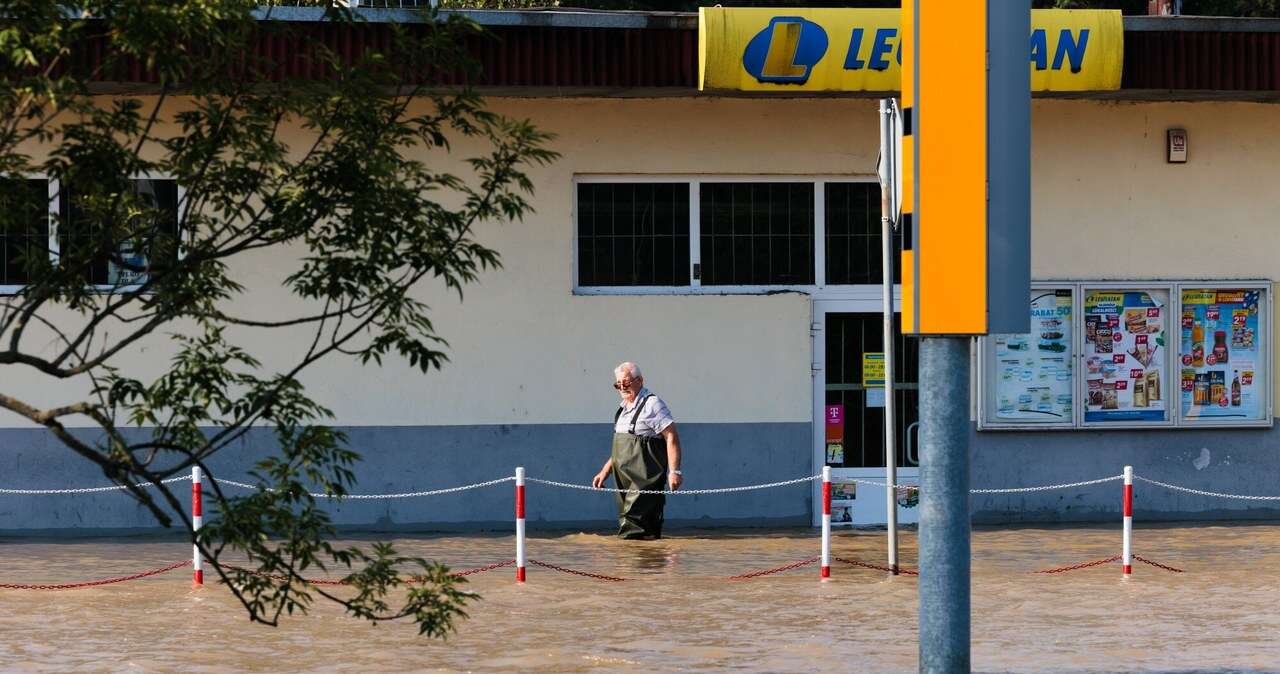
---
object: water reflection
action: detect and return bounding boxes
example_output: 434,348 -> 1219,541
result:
626,540 -> 677,574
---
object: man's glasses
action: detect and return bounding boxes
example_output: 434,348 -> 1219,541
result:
613,379 -> 636,390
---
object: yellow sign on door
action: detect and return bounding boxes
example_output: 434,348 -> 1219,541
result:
863,352 -> 886,388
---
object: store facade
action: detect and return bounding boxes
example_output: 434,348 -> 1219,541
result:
2,9 -> 1280,532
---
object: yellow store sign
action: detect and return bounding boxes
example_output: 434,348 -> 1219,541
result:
698,8 -> 1123,93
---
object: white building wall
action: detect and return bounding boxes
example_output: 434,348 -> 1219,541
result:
4,97 -> 1279,428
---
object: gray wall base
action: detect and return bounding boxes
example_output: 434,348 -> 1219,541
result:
970,425 -> 1280,524
0,423 -> 810,534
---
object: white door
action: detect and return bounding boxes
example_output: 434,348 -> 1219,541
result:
812,299 -> 921,526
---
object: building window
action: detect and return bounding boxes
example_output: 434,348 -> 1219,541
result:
576,182 -> 690,287
574,177 -> 887,293
700,182 -> 814,286
58,178 -> 180,287
825,181 -> 901,285
0,178 -> 51,287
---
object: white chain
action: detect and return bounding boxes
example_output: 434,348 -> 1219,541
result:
970,474 -> 1124,494
0,474 -> 191,495
214,476 -> 515,499
523,474 -> 821,495
1135,475 -> 1280,501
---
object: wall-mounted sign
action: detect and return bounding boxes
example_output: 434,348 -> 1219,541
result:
698,8 -> 1123,93
1168,128 -> 1188,163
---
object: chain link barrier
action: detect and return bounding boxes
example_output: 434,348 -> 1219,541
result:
215,476 -> 515,500
0,560 -> 191,590
1134,475 -> 1280,502
1133,555 -> 1184,573
220,559 -> 518,586
1032,556 -> 1121,574
528,559 -> 629,582
971,474 -> 1124,494
524,474 -> 821,495
728,556 -> 819,580
834,556 -> 919,576
0,474 -> 191,495
451,559 -> 516,577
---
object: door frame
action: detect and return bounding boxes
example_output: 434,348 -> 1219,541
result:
811,297 -> 919,526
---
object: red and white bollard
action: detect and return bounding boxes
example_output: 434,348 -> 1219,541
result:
1122,465 -> 1133,577
821,466 -> 831,579
192,466 -> 203,587
515,467 -> 526,583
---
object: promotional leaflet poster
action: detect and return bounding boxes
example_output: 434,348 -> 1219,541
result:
1180,289 -> 1265,421
994,290 -> 1073,421
1083,290 -> 1168,422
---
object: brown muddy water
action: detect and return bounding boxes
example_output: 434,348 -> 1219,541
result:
2,524 -> 1279,673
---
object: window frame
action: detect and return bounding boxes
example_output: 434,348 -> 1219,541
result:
572,174 -> 882,296
1,173 -> 186,296
0,174 -> 58,296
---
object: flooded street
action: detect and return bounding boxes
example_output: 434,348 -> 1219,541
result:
3,524 -> 1280,672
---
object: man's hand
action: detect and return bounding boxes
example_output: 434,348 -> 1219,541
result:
668,471 -> 683,491
592,470 -> 610,489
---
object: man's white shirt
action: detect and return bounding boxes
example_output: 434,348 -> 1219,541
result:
614,387 -> 675,438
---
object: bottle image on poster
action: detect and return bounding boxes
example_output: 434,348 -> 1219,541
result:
1083,289 -> 1168,422
994,289 -> 1073,421
1180,289 -> 1265,421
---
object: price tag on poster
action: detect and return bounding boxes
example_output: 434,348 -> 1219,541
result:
1083,289 -> 1168,423
1179,288 -> 1267,422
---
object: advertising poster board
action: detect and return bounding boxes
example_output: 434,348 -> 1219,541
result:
993,289 -> 1073,422
1179,288 -> 1266,422
1083,289 -> 1168,422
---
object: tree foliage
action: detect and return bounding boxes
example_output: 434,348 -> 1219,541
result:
0,0 -> 554,634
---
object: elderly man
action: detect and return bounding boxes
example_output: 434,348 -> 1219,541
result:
591,362 -> 683,539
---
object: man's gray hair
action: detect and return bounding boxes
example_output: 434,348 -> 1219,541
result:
614,362 -> 642,380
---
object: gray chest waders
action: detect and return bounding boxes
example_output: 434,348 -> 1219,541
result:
611,394 -> 668,539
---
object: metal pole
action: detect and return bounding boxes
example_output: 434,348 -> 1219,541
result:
192,465 -> 203,588
879,98 -> 900,575
918,336 -> 970,673
821,466 -> 831,579
1122,465 -> 1133,577
515,467 -> 526,583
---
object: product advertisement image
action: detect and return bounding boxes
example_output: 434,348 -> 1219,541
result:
1180,289 -> 1263,421
979,282 -> 1272,430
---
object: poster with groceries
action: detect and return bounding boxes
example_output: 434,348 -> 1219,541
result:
993,289 -> 1073,421
1084,290 -> 1168,422
1179,289 -> 1265,421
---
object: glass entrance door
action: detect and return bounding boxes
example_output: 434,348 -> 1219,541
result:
812,300 -> 920,526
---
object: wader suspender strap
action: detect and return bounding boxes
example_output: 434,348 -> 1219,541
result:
614,394 -> 654,436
